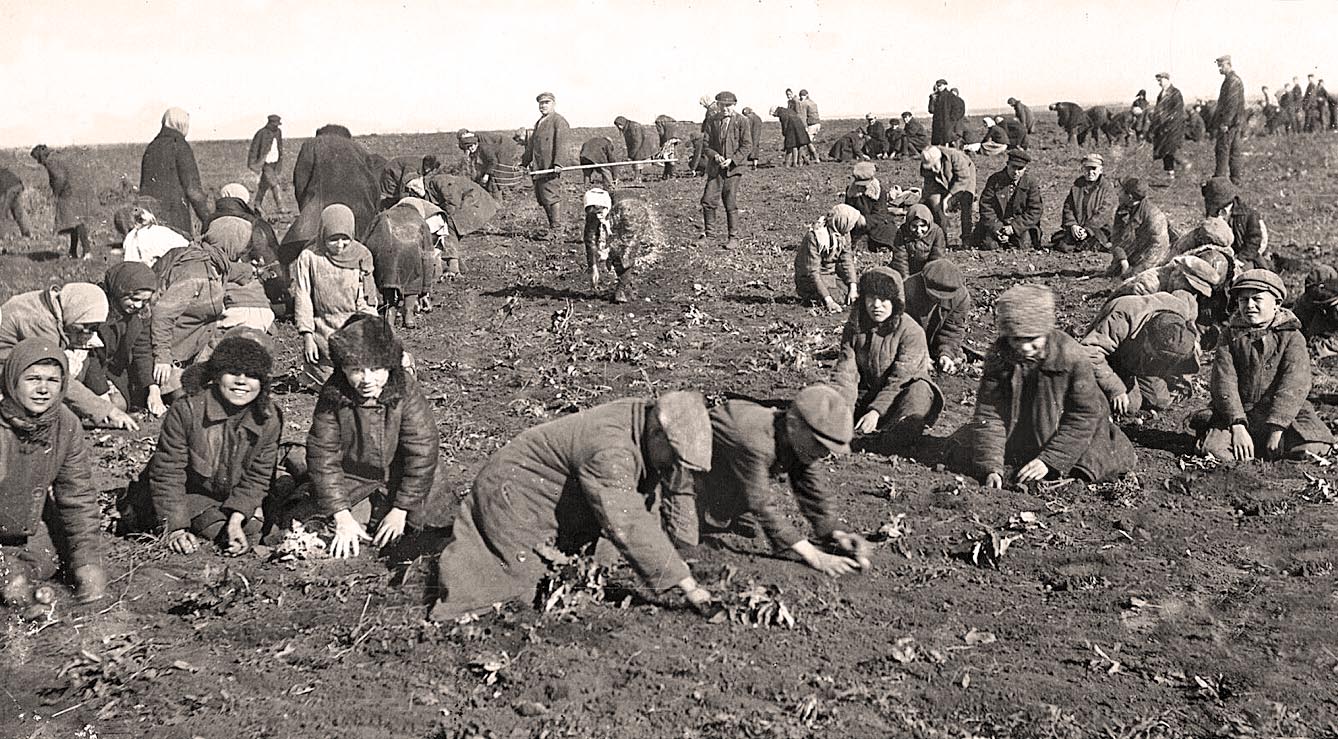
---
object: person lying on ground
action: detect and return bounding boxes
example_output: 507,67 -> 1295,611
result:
833,268 -> 944,452
795,204 -> 862,313
0,283 -> 138,430
123,332 -> 282,556
844,162 -> 897,252
904,259 -> 973,373
1081,291 -> 1202,416
292,205 -> 379,389
1194,269 -> 1334,461
430,390 -> 719,621
975,149 -> 1042,249
890,204 -> 946,278
1106,178 -> 1171,278
961,284 -> 1136,488
583,189 -> 663,304
1052,154 -> 1117,254
97,263 -> 166,416
0,340 -> 106,608
665,385 -> 872,577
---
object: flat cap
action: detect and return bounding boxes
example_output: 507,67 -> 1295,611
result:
1215,54 -> 1231,64
1230,269 -> 1286,301
655,390 -> 713,472
536,92 -> 556,103
921,259 -> 964,300
715,90 -> 737,104
1007,149 -> 1032,166
786,385 -> 853,457
1170,254 -> 1221,296
1082,153 -> 1104,167
1155,72 -> 1170,80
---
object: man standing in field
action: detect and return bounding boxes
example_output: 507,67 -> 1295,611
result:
1213,55 -> 1246,185
699,91 -> 751,249
521,92 -> 571,241
247,114 -> 285,213
797,89 -> 821,162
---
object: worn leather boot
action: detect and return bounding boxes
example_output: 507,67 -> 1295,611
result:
724,210 -> 739,248
697,208 -> 716,242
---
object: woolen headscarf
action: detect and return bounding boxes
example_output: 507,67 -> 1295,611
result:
162,107 -> 190,137
906,203 -> 934,227
219,183 -> 250,201
317,204 -> 373,271
103,263 -> 158,308
204,216 -> 254,262
994,284 -> 1056,338
826,204 -> 862,236
56,283 -> 110,327
0,339 -> 67,453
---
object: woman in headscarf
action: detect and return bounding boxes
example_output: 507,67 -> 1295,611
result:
29,145 -> 95,259
291,204 -> 378,387
115,198 -> 190,268
0,283 -> 138,430
281,124 -> 380,268
890,203 -> 947,278
795,204 -> 863,312
208,183 -> 285,307
98,263 -> 165,416
202,190 -> 277,334
0,340 -> 106,608
844,162 -> 896,252
364,188 -> 444,328
139,108 -> 210,234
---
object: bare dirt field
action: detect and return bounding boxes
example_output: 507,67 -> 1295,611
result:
2,116 -> 1338,738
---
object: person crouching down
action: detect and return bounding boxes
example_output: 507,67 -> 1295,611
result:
431,391 -> 719,621
833,268 -> 944,451
964,284 -> 1136,488
0,340 -> 106,607
904,259 -> 974,373
289,316 -> 446,559
131,332 -> 282,555
795,204 -> 863,313
890,204 -> 947,278
668,385 -> 873,577
1193,269 -> 1334,461
583,188 -> 663,304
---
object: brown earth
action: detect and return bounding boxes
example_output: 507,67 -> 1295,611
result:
2,117 -> 1338,738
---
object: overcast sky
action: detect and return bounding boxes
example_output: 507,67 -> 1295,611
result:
2,0 -> 1335,147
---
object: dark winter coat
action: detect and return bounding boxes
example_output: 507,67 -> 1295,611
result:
843,182 -> 897,246
776,108 -> 811,150
307,370 -> 439,523
149,245 -> 228,367
247,124 -> 283,172
1152,85 -> 1186,159
745,111 -> 763,161
1216,72 -> 1246,129
833,308 -> 943,425
206,198 -> 281,266
1227,200 -> 1266,266
379,156 -> 423,206
703,111 -> 751,178
0,404 -> 100,571
39,153 -> 94,232
283,128 -> 380,260
920,146 -> 976,197
1060,175 -> 1118,245
968,330 -> 1136,482
978,170 -> 1043,235
901,119 -> 929,152
146,388 -> 282,533
140,127 -> 210,234
580,136 -> 616,165
1052,102 -> 1087,138
1012,101 -> 1035,133
929,90 -> 956,145
890,216 -> 947,277
828,131 -> 866,162
865,119 -> 888,156
363,201 -> 435,297
522,112 -> 572,170
1080,291 -> 1200,402
97,300 -> 153,407
1003,118 -> 1028,148
1209,309 -> 1332,444
903,273 -> 972,360
619,119 -> 658,161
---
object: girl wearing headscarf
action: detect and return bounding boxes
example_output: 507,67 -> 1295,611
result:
203,204 -> 276,334
583,188 -> 662,304
963,284 -> 1135,488
0,340 -> 106,608
116,200 -> 190,268
134,333 -> 282,556
291,204 -> 378,387
0,283 -> 138,430
795,204 -> 863,312
832,268 -> 943,450
890,204 -> 947,277
208,183 -> 286,309
98,263 -> 165,416
139,108 -> 210,234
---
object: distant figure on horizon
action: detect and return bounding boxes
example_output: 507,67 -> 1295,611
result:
247,114 -> 285,213
1213,54 -> 1246,185
796,89 -> 821,162
139,107 -> 210,235
929,79 -> 955,146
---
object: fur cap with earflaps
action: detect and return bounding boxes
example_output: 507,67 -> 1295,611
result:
320,314 -> 409,407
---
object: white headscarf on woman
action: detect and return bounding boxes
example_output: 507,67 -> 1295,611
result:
162,107 -> 190,137
219,183 -> 250,201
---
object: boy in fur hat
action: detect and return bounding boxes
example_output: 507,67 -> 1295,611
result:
966,284 -> 1136,487
291,315 -> 446,558
1194,269 -> 1334,460
431,390 -> 720,621
833,268 -> 943,449
664,385 -> 872,577
133,331 -> 283,555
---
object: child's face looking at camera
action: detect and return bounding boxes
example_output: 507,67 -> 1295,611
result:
1234,289 -> 1278,327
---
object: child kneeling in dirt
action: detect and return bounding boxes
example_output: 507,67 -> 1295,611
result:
962,284 -> 1136,488
1192,269 -> 1335,461
664,385 -> 872,578
0,340 -> 107,607
281,316 -> 447,559
583,188 -> 662,303
833,267 -> 944,451
122,331 -> 283,555
903,259 -> 974,374
1292,264 -> 1338,361
889,204 -> 946,278
795,204 -> 863,313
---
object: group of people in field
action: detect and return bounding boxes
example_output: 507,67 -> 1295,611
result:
3,55 -> 1338,623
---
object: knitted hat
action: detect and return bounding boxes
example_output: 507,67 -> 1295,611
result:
1121,177 -> 1148,200
327,315 -> 403,370
1170,254 -> 1221,296
786,384 -> 853,456
205,334 -> 273,381
1230,269 -> 1286,301
851,161 -> 876,182
859,266 -> 903,302
654,390 -> 712,472
995,284 -> 1056,338
1201,177 -> 1238,214
715,91 -> 738,104
921,259 -> 963,300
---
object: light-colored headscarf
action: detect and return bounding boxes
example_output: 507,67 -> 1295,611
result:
317,204 -> 373,272
162,107 -> 190,137
826,204 -> 862,236
405,177 -> 427,198
921,146 -> 943,172
220,183 -> 250,201
56,283 -> 110,327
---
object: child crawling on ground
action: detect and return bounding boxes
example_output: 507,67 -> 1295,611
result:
583,188 -> 663,304
1194,269 -> 1335,461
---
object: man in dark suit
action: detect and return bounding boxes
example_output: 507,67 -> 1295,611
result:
699,91 -> 752,248
974,149 -> 1043,249
1213,55 -> 1246,185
